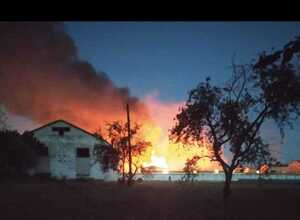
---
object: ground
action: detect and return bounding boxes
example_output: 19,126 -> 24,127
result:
1,178 -> 299,220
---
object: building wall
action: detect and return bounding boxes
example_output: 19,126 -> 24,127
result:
270,166 -> 288,174
76,157 -> 90,176
32,121 -> 118,180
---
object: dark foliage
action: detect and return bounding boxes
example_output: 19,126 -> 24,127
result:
182,156 -> 201,182
0,130 -> 45,179
93,143 -> 119,172
171,36 -> 300,199
0,106 -> 7,130
94,121 -> 151,184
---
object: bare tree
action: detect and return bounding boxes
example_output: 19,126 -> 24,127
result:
171,36 -> 300,199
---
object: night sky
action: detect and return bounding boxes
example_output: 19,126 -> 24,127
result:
65,22 -> 300,101
6,22 -> 300,163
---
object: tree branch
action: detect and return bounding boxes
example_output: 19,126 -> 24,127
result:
206,117 -> 230,170
232,111 -> 267,168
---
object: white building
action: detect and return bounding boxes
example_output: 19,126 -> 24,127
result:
31,119 -> 118,180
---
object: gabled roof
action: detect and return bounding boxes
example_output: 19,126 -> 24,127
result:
30,119 -> 110,145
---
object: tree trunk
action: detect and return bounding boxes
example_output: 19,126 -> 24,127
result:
223,169 -> 233,200
120,158 -> 125,183
127,173 -> 133,186
126,104 -> 132,180
126,103 -> 134,186
122,165 -> 125,182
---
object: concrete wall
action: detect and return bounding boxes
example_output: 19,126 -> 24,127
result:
76,158 -> 90,176
134,173 -> 300,182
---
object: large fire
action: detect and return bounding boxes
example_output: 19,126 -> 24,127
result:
0,22 -> 220,173
138,93 -> 220,172
142,151 -> 169,174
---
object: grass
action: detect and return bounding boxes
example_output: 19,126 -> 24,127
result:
0,178 -> 299,220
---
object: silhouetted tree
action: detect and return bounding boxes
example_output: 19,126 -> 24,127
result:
22,131 -> 48,159
93,140 -> 119,172
182,156 -> 200,182
171,36 -> 300,199
0,105 -> 8,130
94,121 -> 151,184
0,130 -> 45,179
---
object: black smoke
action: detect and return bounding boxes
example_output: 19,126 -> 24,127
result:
0,22 -> 150,131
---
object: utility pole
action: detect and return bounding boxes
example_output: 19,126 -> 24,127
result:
126,103 -> 132,183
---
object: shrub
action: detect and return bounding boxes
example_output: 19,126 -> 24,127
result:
0,130 -> 44,179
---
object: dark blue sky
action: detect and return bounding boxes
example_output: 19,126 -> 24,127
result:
63,22 -> 300,162
66,22 -> 300,101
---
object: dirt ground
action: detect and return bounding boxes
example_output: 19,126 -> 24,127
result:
0,178 -> 299,220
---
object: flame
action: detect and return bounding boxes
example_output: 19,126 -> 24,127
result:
0,23 -> 230,174
139,93 -> 220,173
244,167 -> 250,173
149,154 -> 168,169
259,164 -> 269,174
142,150 -> 169,173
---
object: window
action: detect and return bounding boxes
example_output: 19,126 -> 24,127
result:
37,146 -> 48,157
76,148 -> 90,158
51,126 -> 70,136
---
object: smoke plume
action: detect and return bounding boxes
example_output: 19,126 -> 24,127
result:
0,22 -> 151,132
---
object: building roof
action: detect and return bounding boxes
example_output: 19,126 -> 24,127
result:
30,119 -> 110,145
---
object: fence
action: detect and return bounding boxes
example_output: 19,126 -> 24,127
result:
134,172 -> 300,182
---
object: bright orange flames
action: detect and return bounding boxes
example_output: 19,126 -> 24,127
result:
138,93 -> 220,172
142,150 -> 169,174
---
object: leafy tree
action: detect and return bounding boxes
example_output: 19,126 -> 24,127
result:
94,121 -> 151,184
93,141 -> 119,172
0,105 -> 8,130
22,131 -> 48,158
0,130 -> 45,179
182,156 -> 200,182
171,37 -> 300,199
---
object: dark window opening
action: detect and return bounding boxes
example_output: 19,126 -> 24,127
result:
52,126 -> 70,136
77,148 -> 90,158
37,146 -> 48,157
